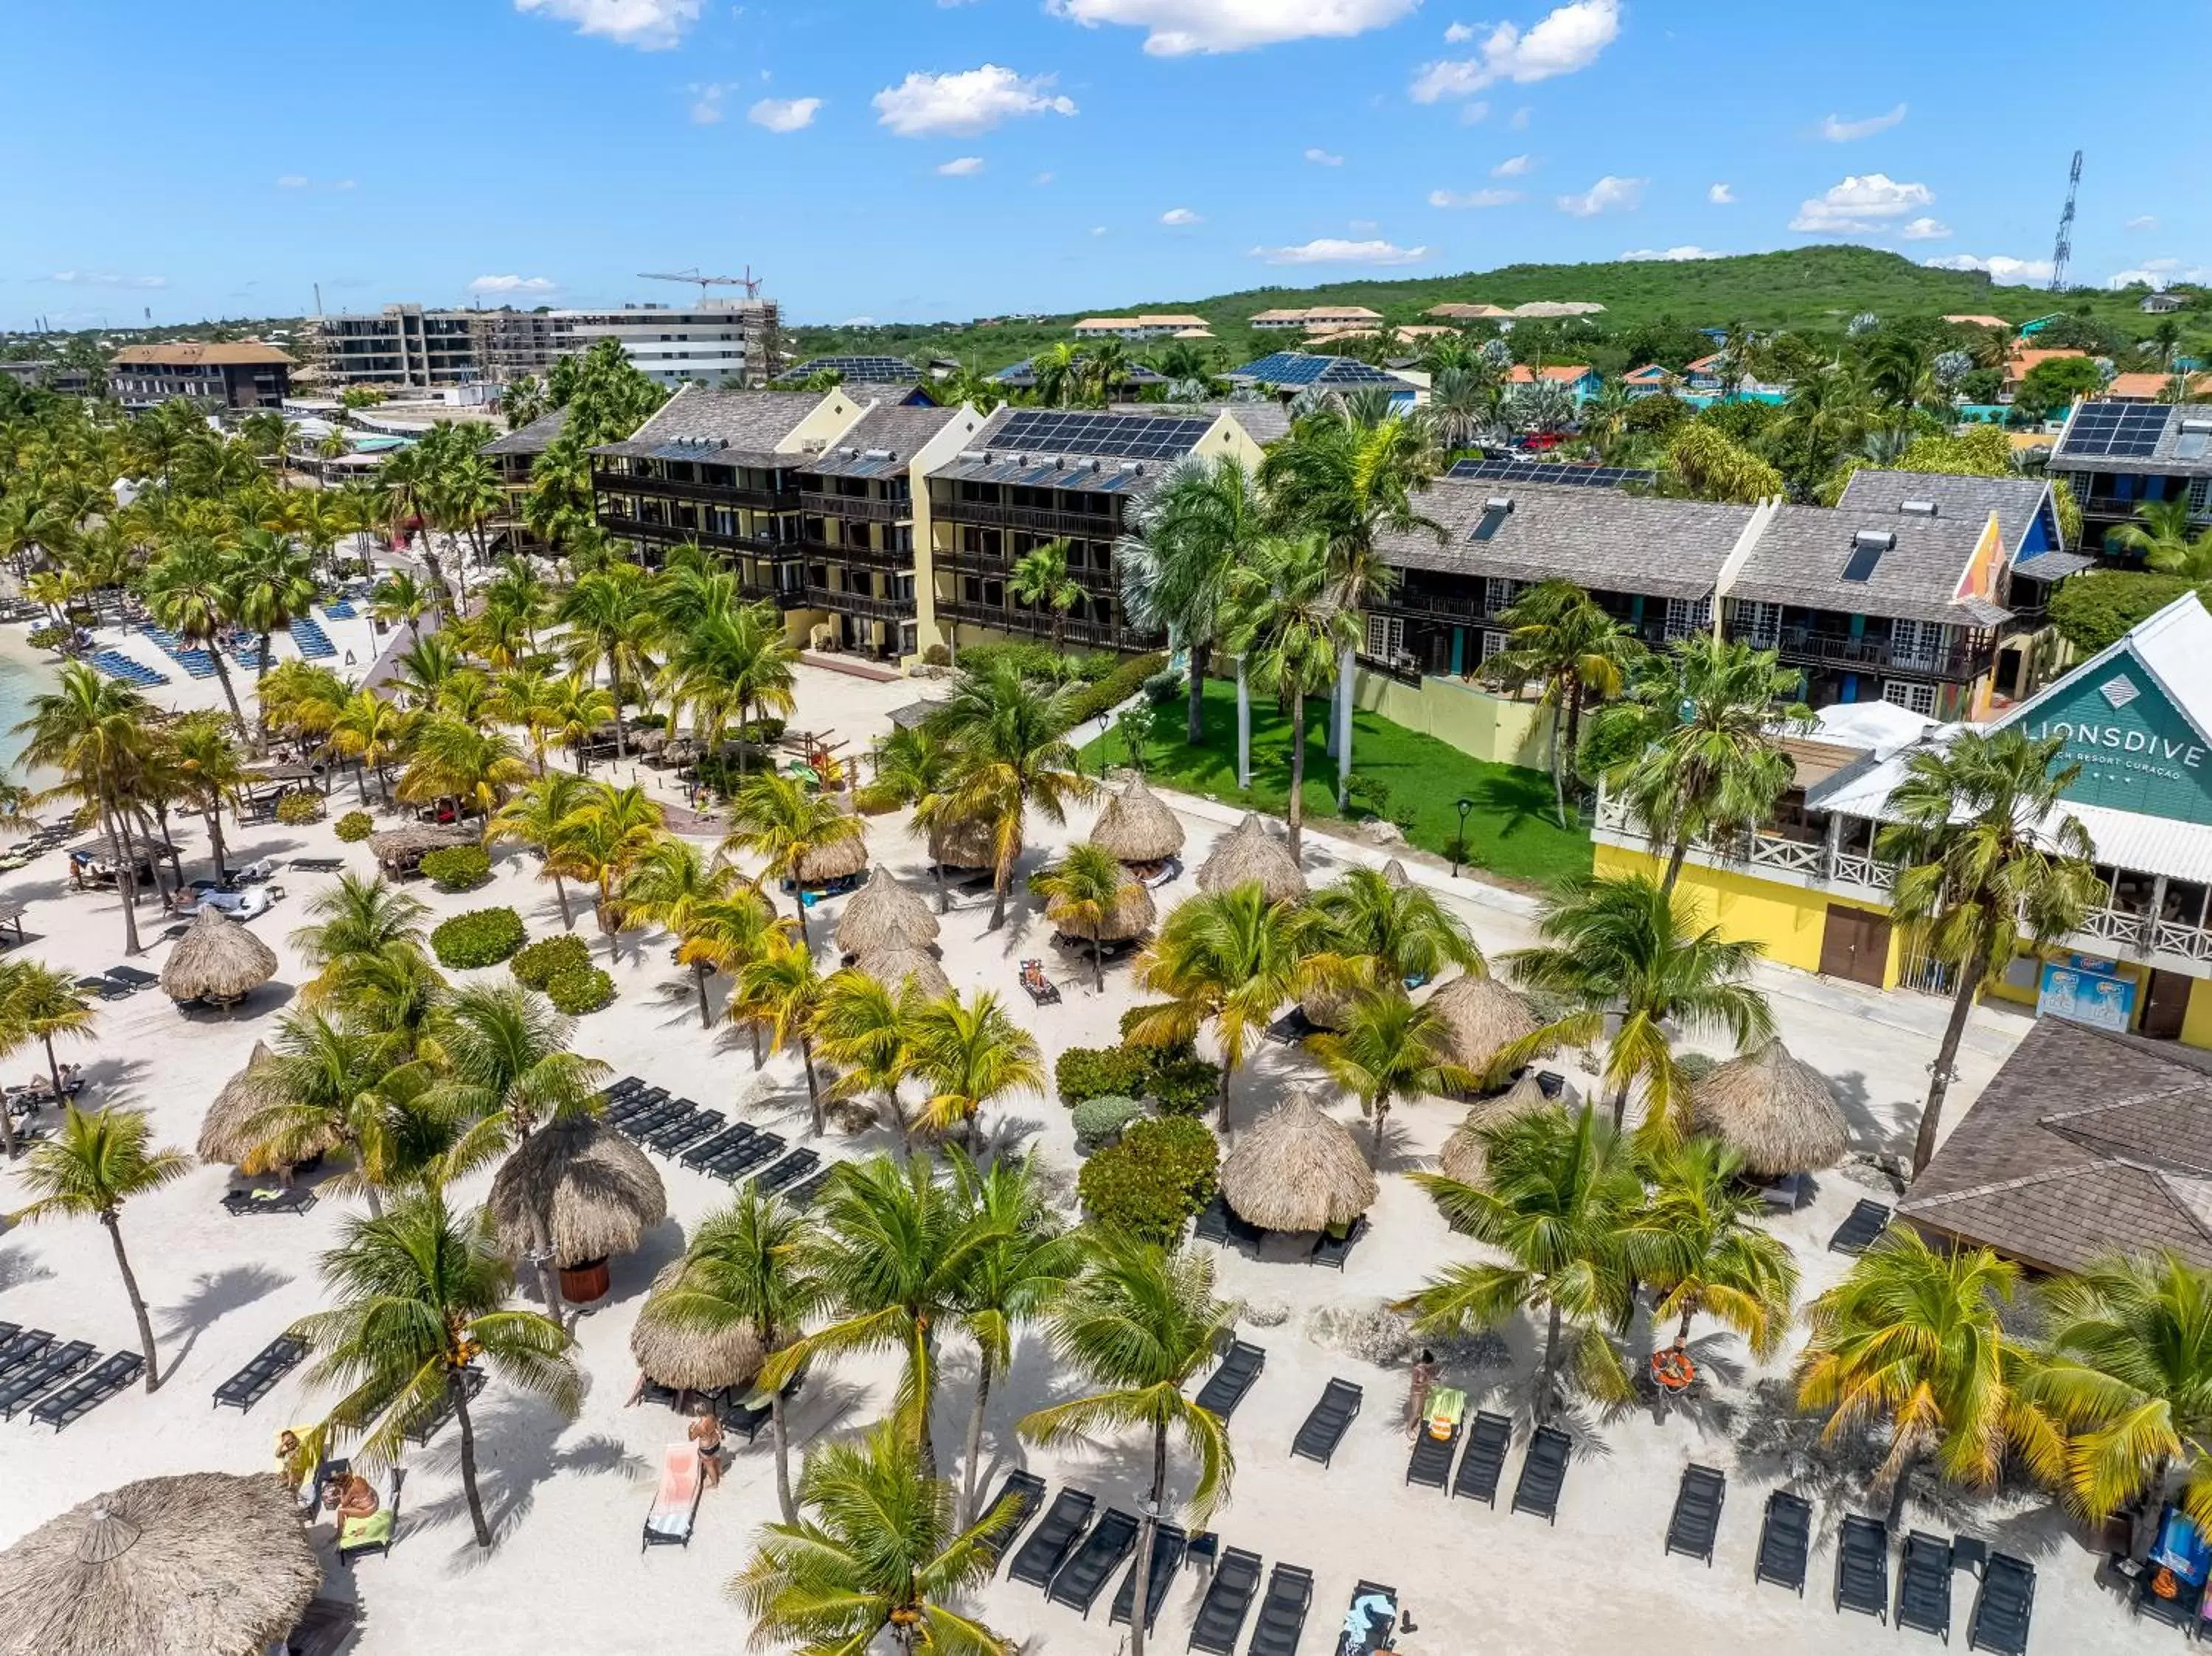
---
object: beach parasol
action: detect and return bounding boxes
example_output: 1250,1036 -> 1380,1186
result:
928,813 -> 998,872
1090,776 -> 1184,865
835,866 -> 939,958
855,945 -> 953,1001
0,1472 -> 321,1656
630,1262 -> 766,1392
1060,877 -> 1157,946
159,908 -> 277,1010
195,1042 -> 278,1169
487,1116 -> 667,1270
1689,1039 -> 1849,1178
1438,1074 -> 1560,1186
1197,813 -> 1308,906
368,822 -> 477,876
1426,973 -> 1540,1082
1220,1089 -> 1378,1233
794,824 -> 869,886
633,728 -> 668,756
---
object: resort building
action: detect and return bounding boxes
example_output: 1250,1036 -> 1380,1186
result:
1070,315 -> 1208,341
1248,305 -> 1385,333
2000,347 -> 2090,401
1227,352 -> 1419,406
478,408 -> 568,557
552,300 -> 781,391
107,341 -> 293,411
299,305 -> 487,389
1505,363 -> 1603,403
2048,398 -> 2212,552
0,360 -> 91,395
2143,292 -> 2191,314
471,310 -> 560,383
1424,302 -> 1513,321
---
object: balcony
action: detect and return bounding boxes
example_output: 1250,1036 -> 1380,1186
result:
596,509 -> 801,556
931,496 -> 1121,540
801,585 -> 913,623
934,599 -> 1149,652
801,491 -> 910,524
799,539 -> 914,570
1764,627 -> 1984,683
1383,586 -> 1502,626
593,469 -> 796,511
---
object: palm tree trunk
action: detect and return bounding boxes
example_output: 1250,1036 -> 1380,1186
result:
551,872 -> 573,930
41,1033 -> 62,1099
916,1327 -> 939,1479
454,1375 -> 495,1548
989,857 -> 1011,931
1335,644 -> 1355,813
1913,955 -> 1980,1177
799,1035 -> 824,1137
610,661 -> 629,760
102,1213 -> 161,1392
1674,1302 -> 1696,1348
1883,1454 -> 1918,1531
1235,658 -> 1251,788
1610,1078 -> 1631,1132
1547,697 -> 1567,830
205,806 -> 228,882
1217,1052 -> 1234,1132
529,1205 -> 568,1331
694,963 -> 713,1028
1369,1096 -> 1389,1168
1660,840 -> 1689,897
1186,639 -> 1206,745
790,887 -> 810,947
207,650 -> 251,745
1093,932 -> 1105,993
1287,691 -> 1307,863
103,800 -> 143,956
769,1387 -> 798,1525
1128,1420 -> 1169,1656
960,1360 -> 993,1529
0,1088 -> 16,1159
933,858 -> 949,916
1537,1301 -> 1562,1425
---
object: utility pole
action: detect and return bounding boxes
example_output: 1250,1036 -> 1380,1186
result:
2048,150 -> 2081,293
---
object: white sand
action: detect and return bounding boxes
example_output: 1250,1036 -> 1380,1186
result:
0,658 -> 2166,1655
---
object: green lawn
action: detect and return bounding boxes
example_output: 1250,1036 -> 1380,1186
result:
1080,677 -> 1592,888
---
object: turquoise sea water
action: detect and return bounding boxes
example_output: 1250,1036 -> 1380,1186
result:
0,635 -> 57,779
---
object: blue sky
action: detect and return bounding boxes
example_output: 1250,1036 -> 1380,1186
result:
2,0 -> 2199,331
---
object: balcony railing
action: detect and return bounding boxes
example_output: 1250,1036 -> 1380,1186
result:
799,538 -> 915,568
930,497 -> 1121,539
801,586 -> 913,622
1764,627 -> 1983,683
597,510 -> 801,556
1382,588 -> 1501,626
593,470 -> 796,510
933,599 -> 1149,652
800,491 -> 910,524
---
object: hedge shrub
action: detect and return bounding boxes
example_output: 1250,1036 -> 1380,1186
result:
546,964 -> 616,1015
419,844 -> 492,892
1071,1094 -> 1144,1152
1067,651 -> 1169,725
1120,1005 -> 1194,1063
852,780 -> 905,816
26,624 -> 69,653
1147,1057 -> 1223,1118
1142,666 -> 1183,705
431,906 -> 526,970
333,810 -> 374,843
1077,1117 -> 1220,1242
1057,1045 -> 1151,1107
276,792 -> 324,826
512,933 -> 591,990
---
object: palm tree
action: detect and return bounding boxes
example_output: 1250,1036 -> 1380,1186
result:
324,688 -> 414,802
661,600 -> 796,759
391,632 -> 465,708
2111,498 -> 2212,577
1309,988 -> 1478,1166
813,967 -> 919,1142
395,716 -> 529,820
291,873 -> 432,998
487,666 -> 563,773
735,936 -> 835,1134
164,711 -> 246,880
433,983 -> 608,1144
12,1105 -> 190,1390
1303,863 -> 1483,992
639,1189 -> 824,1524
484,769 -> 590,930
228,527 -> 320,686
549,782 -> 665,961
1618,1136 -> 1798,1358
720,770 -> 863,944
141,535 -> 250,738
293,1191 -> 582,1549
930,661 -> 1095,930
1219,532 -> 1360,857
16,663 -> 156,954
0,961 -> 99,1116
369,570 -> 431,637
684,888 -> 789,1071
1797,1228 -> 2062,1525
1481,580 -> 1644,827
1019,1235 -> 1236,1656
544,672 -> 616,773
557,564 -> 660,759
1117,453 -> 1267,746
243,1011 -> 424,1216
1402,1104 -> 1641,1424
1506,873 -> 1774,1141
1130,883 -> 1307,1125
1008,538 -> 1085,650
1422,361 -> 1506,452
1879,729 -> 2103,1175
1031,841 -> 1141,991
733,1422 -> 1017,1656
622,837 -> 742,1026
902,989 -> 1044,1142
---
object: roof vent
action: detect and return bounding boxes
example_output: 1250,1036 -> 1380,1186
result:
861,448 -> 893,461
1854,529 -> 1897,552
1486,495 -> 1514,512
957,449 -> 987,462
2183,420 -> 2212,434
1898,499 -> 1939,517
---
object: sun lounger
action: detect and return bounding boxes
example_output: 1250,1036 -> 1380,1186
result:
0,1329 -> 52,1380
1967,1551 -> 2034,1654
680,1124 -> 751,1170
974,1469 -> 1048,1567
1008,1486 -> 1096,1587
1110,1522 -> 1188,1630
1406,1389 -> 1465,1489
1310,1217 -> 1367,1270
1047,1507 -> 1139,1613
1191,1191 -> 1265,1253
282,1595 -> 361,1656
32,1350 -> 143,1429
754,1148 -> 820,1196
1835,1514 -> 1891,1621
104,964 -> 159,992
1753,1489 -> 1812,1594
604,1076 -> 645,1100
719,1374 -> 801,1444
223,1186 -> 317,1217
1829,1198 -> 1892,1255
404,1365 -> 484,1445
1245,1562 -> 1314,1656
214,1334 -> 309,1412
337,1469 -> 403,1566
642,1107 -> 718,1154
76,975 -> 129,1002
1018,960 -> 1061,1006
641,1441 -> 705,1551
1290,1378 -> 1362,1466
290,857 -> 346,874
0,1340 -> 95,1418
0,1323 -> 15,1353
1336,1580 -> 1399,1655
1665,1464 -> 1727,1565
1896,1529 -> 1952,1639
1194,1339 -> 1265,1420
1451,1409 -> 1512,1505
719,1131 -> 786,1181
1511,1424 -> 1571,1523
784,1165 -> 835,1209
1187,1545 -> 1262,1655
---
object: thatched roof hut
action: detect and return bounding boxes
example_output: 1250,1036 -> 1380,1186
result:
369,821 -> 476,877
1220,1090 -> 1378,1234
857,946 -> 953,1001
836,866 -> 939,959
159,908 -> 277,1010
1091,776 -> 1183,865
195,1043 -> 276,1169
1197,813 -> 1308,905
1690,1039 -> 1849,1178
1439,1075 -> 1560,1186
794,822 -> 869,886
664,736 -> 699,767
633,728 -> 668,756
1380,857 -> 1411,887
1060,878 -> 1157,945
1427,973 -> 1540,1082
630,1263 -> 765,1392
0,1472 -> 321,1656
487,1118 -> 667,1269
928,813 -> 998,872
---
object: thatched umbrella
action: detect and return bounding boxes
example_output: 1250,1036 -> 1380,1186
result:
856,946 -> 953,1001
488,1118 -> 667,1308
835,866 -> 939,958
0,1472 -> 321,1656
1427,973 -> 1540,1082
159,908 -> 276,1011
1220,1090 -> 1377,1234
1197,813 -> 1307,905
794,822 -> 869,886
195,1043 -> 276,1169
1091,776 -> 1184,865
928,813 -> 997,871
1380,857 -> 1411,887
368,821 -> 476,876
630,1262 -> 765,1393
664,736 -> 699,767
1690,1039 -> 1849,1178
634,728 -> 668,757
1067,880 -> 1157,946
1438,1074 -> 1560,1186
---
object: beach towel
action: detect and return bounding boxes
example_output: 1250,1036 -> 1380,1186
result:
644,1441 -> 703,1542
1340,1592 -> 1396,1645
1426,1386 -> 1467,1440
338,1509 -> 393,1552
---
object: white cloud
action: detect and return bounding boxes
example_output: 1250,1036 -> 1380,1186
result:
2108,260 -> 2207,290
1430,187 -> 1520,209
512,0 -> 699,49
1304,147 -> 1345,166
1161,206 -> 1203,226
1621,246 -> 1724,261
47,271 -> 167,289
1444,19 -> 1475,40
936,156 -> 985,175
1509,105 -> 1531,129
469,274 -> 559,294
2127,215 -> 2160,232
2107,268 -> 2164,290
841,317 -> 877,327
873,66 -> 1075,137
689,83 -> 729,124
1411,0 -> 1618,102
276,174 -> 309,189
1091,225 -> 1109,236
1708,182 -> 1734,204
1047,0 -> 1417,55
1790,173 -> 1933,234
1555,173 -> 1644,217
1492,153 -> 1531,177
1899,216 -> 1950,241
1249,237 -> 1428,265
1820,102 -> 1907,142
1921,253 -> 2053,285
748,95 -> 821,132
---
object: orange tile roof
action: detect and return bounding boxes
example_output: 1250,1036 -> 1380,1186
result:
110,340 -> 296,366
1506,363 -> 1594,383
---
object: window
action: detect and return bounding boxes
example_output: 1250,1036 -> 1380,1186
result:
1484,577 -> 1523,616
2189,477 -> 2212,520
1663,596 -> 1713,640
1365,613 -> 1404,660
1882,678 -> 1936,717
1889,619 -> 1943,672
1736,600 -> 1781,647
1481,630 -> 1510,664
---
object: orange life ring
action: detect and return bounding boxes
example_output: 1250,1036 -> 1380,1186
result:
1651,1347 -> 1697,1391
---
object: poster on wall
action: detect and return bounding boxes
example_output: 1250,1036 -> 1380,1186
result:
2037,956 -> 2137,1034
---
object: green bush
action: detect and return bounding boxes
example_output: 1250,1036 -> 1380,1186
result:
512,933 -> 592,990
419,843 -> 492,892
1068,652 -> 1169,725
1119,1005 -> 1194,1061
546,964 -> 616,1015
1345,773 -> 1391,816
431,907 -> 526,970
1142,666 -> 1184,705
1057,1044 -> 1151,1107
27,624 -> 69,652
333,810 -> 374,843
1077,1117 -> 1220,1242
922,643 -> 951,667
276,792 -> 324,826
736,716 -> 787,745
960,641 -> 1074,681
1071,1094 -> 1144,1152
1147,1057 -> 1222,1118
852,780 -> 905,816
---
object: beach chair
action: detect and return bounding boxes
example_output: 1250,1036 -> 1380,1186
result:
1835,1514 -> 1891,1621
1967,1552 -> 2034,1654
641,1441 -> 705,1551
1194,1339 -> 1266,1421
1755,1490 -> 1813,1595
1665,1464 -> 1727,1565
103,964 -> 159,992
1187,1545 -> 1262,1655
289,857 -> 345,874
0,1328 -> 52,1380
1018,959 -> 1060,1006
784,1165 -> 836,1210
0,1322 -> 15,1354
1451,1409 -> 1512,1506
974,1469 -> 1048,1567
223,1186 -> 316,1217
1310,1217 -> 1367,1270
1290,1378 -> 1362,1466
1007,1486 -> 1096,1587
680,1125 -> 751,1172
0,1340 -> 94,1418
32,1351 -> 143,1430
1245,1562 -> 1314,1656
1336,1580 -> 1399,1655
719,1375 -> 801,1445
1511,1424 -> 1571,1523
754,1148 -> 821,1197
642,1107 -> 717,1155
282,1596 -> 361,1656
337,1469 -> 403,1566
1192,1191 -> 1234,1248
1110,1523 -> 1189,1631
214,1335 -> 309,1412
404,1366 -> 484,1445
1406,1385 -> 1467,1490
1896,1530 -> 1952,1639
717,1132 -> 785,1182
1829,1198 -> 1892,1255
1046,1507 -> 1139,1613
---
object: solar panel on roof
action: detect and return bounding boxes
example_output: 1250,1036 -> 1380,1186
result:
775,355 -> 922,385
1446,456 -> 1657,490
2065,402 -> 2171,459
1231,352 -> 1402,387
1841,530 -> 1893,582
993,409 -> 1210,461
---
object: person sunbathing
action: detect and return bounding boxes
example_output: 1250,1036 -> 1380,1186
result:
326,1472 -> 380,1520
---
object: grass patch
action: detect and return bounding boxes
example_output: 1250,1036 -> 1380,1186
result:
1081,676 -> 1591,888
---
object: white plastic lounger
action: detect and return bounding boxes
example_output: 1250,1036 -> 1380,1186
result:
642,1441 -> 704,1550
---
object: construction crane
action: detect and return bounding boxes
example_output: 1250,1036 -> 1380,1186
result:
2048,150 -> 2081,293
636,266 -> 765,304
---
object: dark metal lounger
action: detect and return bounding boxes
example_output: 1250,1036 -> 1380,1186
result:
0,1329 -> 53,1380
1665,1464 -> 1726,1565
105,964 -> 159,990
0,1340 -> 95,1418
975,1469 -> 1047,1566
33,1351 -> 143,1429
754,1149 -> 820,1196
1309,1217 -> 1367,1270
715,1132 -> 784,1181
1008,1487 -> 1095,1587
1186,1545 -> 1262,1654
1244,1562 -> 1313,1656
1896,1529 -> 1952,1639
1338,1580 -> 1398,1655
681,1124 -> 751,1170
1193,1339 -> 1265,1420
1829,1198 -> 1892,1255
719,1376 -> 801,1445
643,1108 -> 720,1154
404,1366 -> 485,1445
784,1166 -> 835,1209
1511,1424 -> 1571,1523
223,1186 -> 316,1217
1046,1506 -> 1138,1613
214,1334 -> 310,1412
1290,1378 -> 1361,1466
1451,1410 -> 1512,1505
1835,1514 -> 1890,1621
1967,1551 -> 2034,1654
1407,1416 -> 1461,1489
1109,1521 -> 1187,1629
1755,1489 -> 1812,1594
1190,1192 -> 1263,1253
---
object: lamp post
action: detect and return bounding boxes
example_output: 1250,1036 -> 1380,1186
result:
1453,797 -> 1473,879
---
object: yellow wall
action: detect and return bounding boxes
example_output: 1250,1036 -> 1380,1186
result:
1593,842 -> 1863,978
2184,977 -> 2212,1048
1352,669 -> 1557,769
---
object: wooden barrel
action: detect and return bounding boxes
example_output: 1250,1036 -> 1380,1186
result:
558,1257 -> 611,1304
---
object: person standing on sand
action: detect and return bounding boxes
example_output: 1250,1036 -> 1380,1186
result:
1405,1349 -> 1439,1438
689,1399 -> 725,1489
